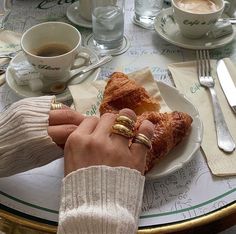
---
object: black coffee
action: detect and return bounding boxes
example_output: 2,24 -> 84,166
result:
35,43 -> 71,57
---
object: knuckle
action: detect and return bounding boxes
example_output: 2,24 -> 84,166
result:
101,112 -> 115,120
89,116 -> 99,122
67,131 -> 83,147
64,110 -> 77,123
65,125 -> 77,134
138,120 -> 154,139
119,108 -> 136,121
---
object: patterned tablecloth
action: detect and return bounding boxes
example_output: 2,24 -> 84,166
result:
0,0 -> 235,232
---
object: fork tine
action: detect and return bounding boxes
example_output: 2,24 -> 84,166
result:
199,50 -> 204,78
206,50 -> 211,77
202,50 -> 207,78
196,50 -> 200,77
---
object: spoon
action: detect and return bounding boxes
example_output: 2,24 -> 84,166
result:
218,18 -> 236,24
43,55 -> 112,94
0,50 -> 21,59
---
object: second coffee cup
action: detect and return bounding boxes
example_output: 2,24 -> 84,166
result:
21,21 -> 90,93
172,0 -> 225,38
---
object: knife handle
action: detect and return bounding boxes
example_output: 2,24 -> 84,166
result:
209,87 -> 235,153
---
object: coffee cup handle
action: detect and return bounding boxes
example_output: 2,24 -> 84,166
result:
71,52 -> 90,70
223,0 -> 231,14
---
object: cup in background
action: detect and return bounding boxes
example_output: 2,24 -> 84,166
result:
91,0 -> 125,52
134,0 -> 164,29
79,0 -> 92,21
21,21 -> 90,93
3,0 -> 12,11
172,0 -> 225,39
224,0 -> 236,17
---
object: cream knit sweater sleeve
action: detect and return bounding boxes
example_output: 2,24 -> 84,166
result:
0,96 -> 63,177
58,166 -> 145,234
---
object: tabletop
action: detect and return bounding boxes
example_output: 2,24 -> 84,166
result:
0,0 -> 235,233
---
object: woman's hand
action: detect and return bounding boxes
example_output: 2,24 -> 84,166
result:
48,105 -> 85,148
64,108 -> 154,175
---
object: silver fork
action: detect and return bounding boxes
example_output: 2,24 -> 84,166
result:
196,50 -> 235,153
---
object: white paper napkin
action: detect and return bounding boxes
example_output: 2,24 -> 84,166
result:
0,30 -> 44,91
168,58 -> 236,176
0,30 -> 21,85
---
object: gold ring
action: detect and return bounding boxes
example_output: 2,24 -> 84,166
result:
132,133 -> 152,149
111,123 -> 134,138
51,102 -> 63,110
115,115 -> 135,129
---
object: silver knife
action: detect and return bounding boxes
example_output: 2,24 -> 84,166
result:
216,59 -> 236,113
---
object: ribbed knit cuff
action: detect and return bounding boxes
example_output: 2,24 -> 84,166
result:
0,96 -> 63,177
58,166 -> 145,234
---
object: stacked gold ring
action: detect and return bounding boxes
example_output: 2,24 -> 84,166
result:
132,133 -> 152,150
111,115 -> 135,138
115,115 -> 135,129
112,124 -> 134,138
51,102 -> 63,110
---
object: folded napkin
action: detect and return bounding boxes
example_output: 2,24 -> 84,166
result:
0,30 -> 21,85
168,58 -> 236,176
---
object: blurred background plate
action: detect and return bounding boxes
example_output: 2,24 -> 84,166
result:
66,1 -> 92,29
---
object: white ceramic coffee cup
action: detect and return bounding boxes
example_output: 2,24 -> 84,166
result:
172,0 -> 225,39
79,0 -> 92,21
21,21 -> 90,93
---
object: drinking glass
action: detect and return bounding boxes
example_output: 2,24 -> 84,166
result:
86,0 -> 128,56
133,0 -> 163,29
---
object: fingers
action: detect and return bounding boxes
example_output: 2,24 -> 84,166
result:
48,109 -> 85,146
49,109 -> 85,126
110,108 -> 136,146
48,124 -> 78,145
130,120 -> 154,174
73,116 -> 99,135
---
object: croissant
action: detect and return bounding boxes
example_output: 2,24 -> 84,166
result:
136,111 -> 193,172
99,72 -> 160,115
99,71 -> 193,173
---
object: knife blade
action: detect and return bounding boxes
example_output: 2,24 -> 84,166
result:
216,59 -> 236,113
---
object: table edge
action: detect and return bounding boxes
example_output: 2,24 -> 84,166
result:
0,201 -> 235,233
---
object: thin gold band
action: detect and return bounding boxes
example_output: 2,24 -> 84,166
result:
132,133 -> 152,149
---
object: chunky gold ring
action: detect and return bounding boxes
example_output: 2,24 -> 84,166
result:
51,102 -> 63,110
115,115 -> 135,129
111,123 -> 134,138
132,133 -> 152,150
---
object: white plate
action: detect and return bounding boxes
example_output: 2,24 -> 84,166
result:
146,81 -> 203,179
66,1 -> 92,29
154,8 -> 235,50
6,48 -> 100,102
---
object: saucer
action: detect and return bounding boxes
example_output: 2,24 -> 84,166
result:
66,1 -> 92,29
154,8 -> 235,50
6,48 -> 100,102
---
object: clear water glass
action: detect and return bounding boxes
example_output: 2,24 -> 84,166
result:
134,0 -> 163,29
92,0 -> 125,51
